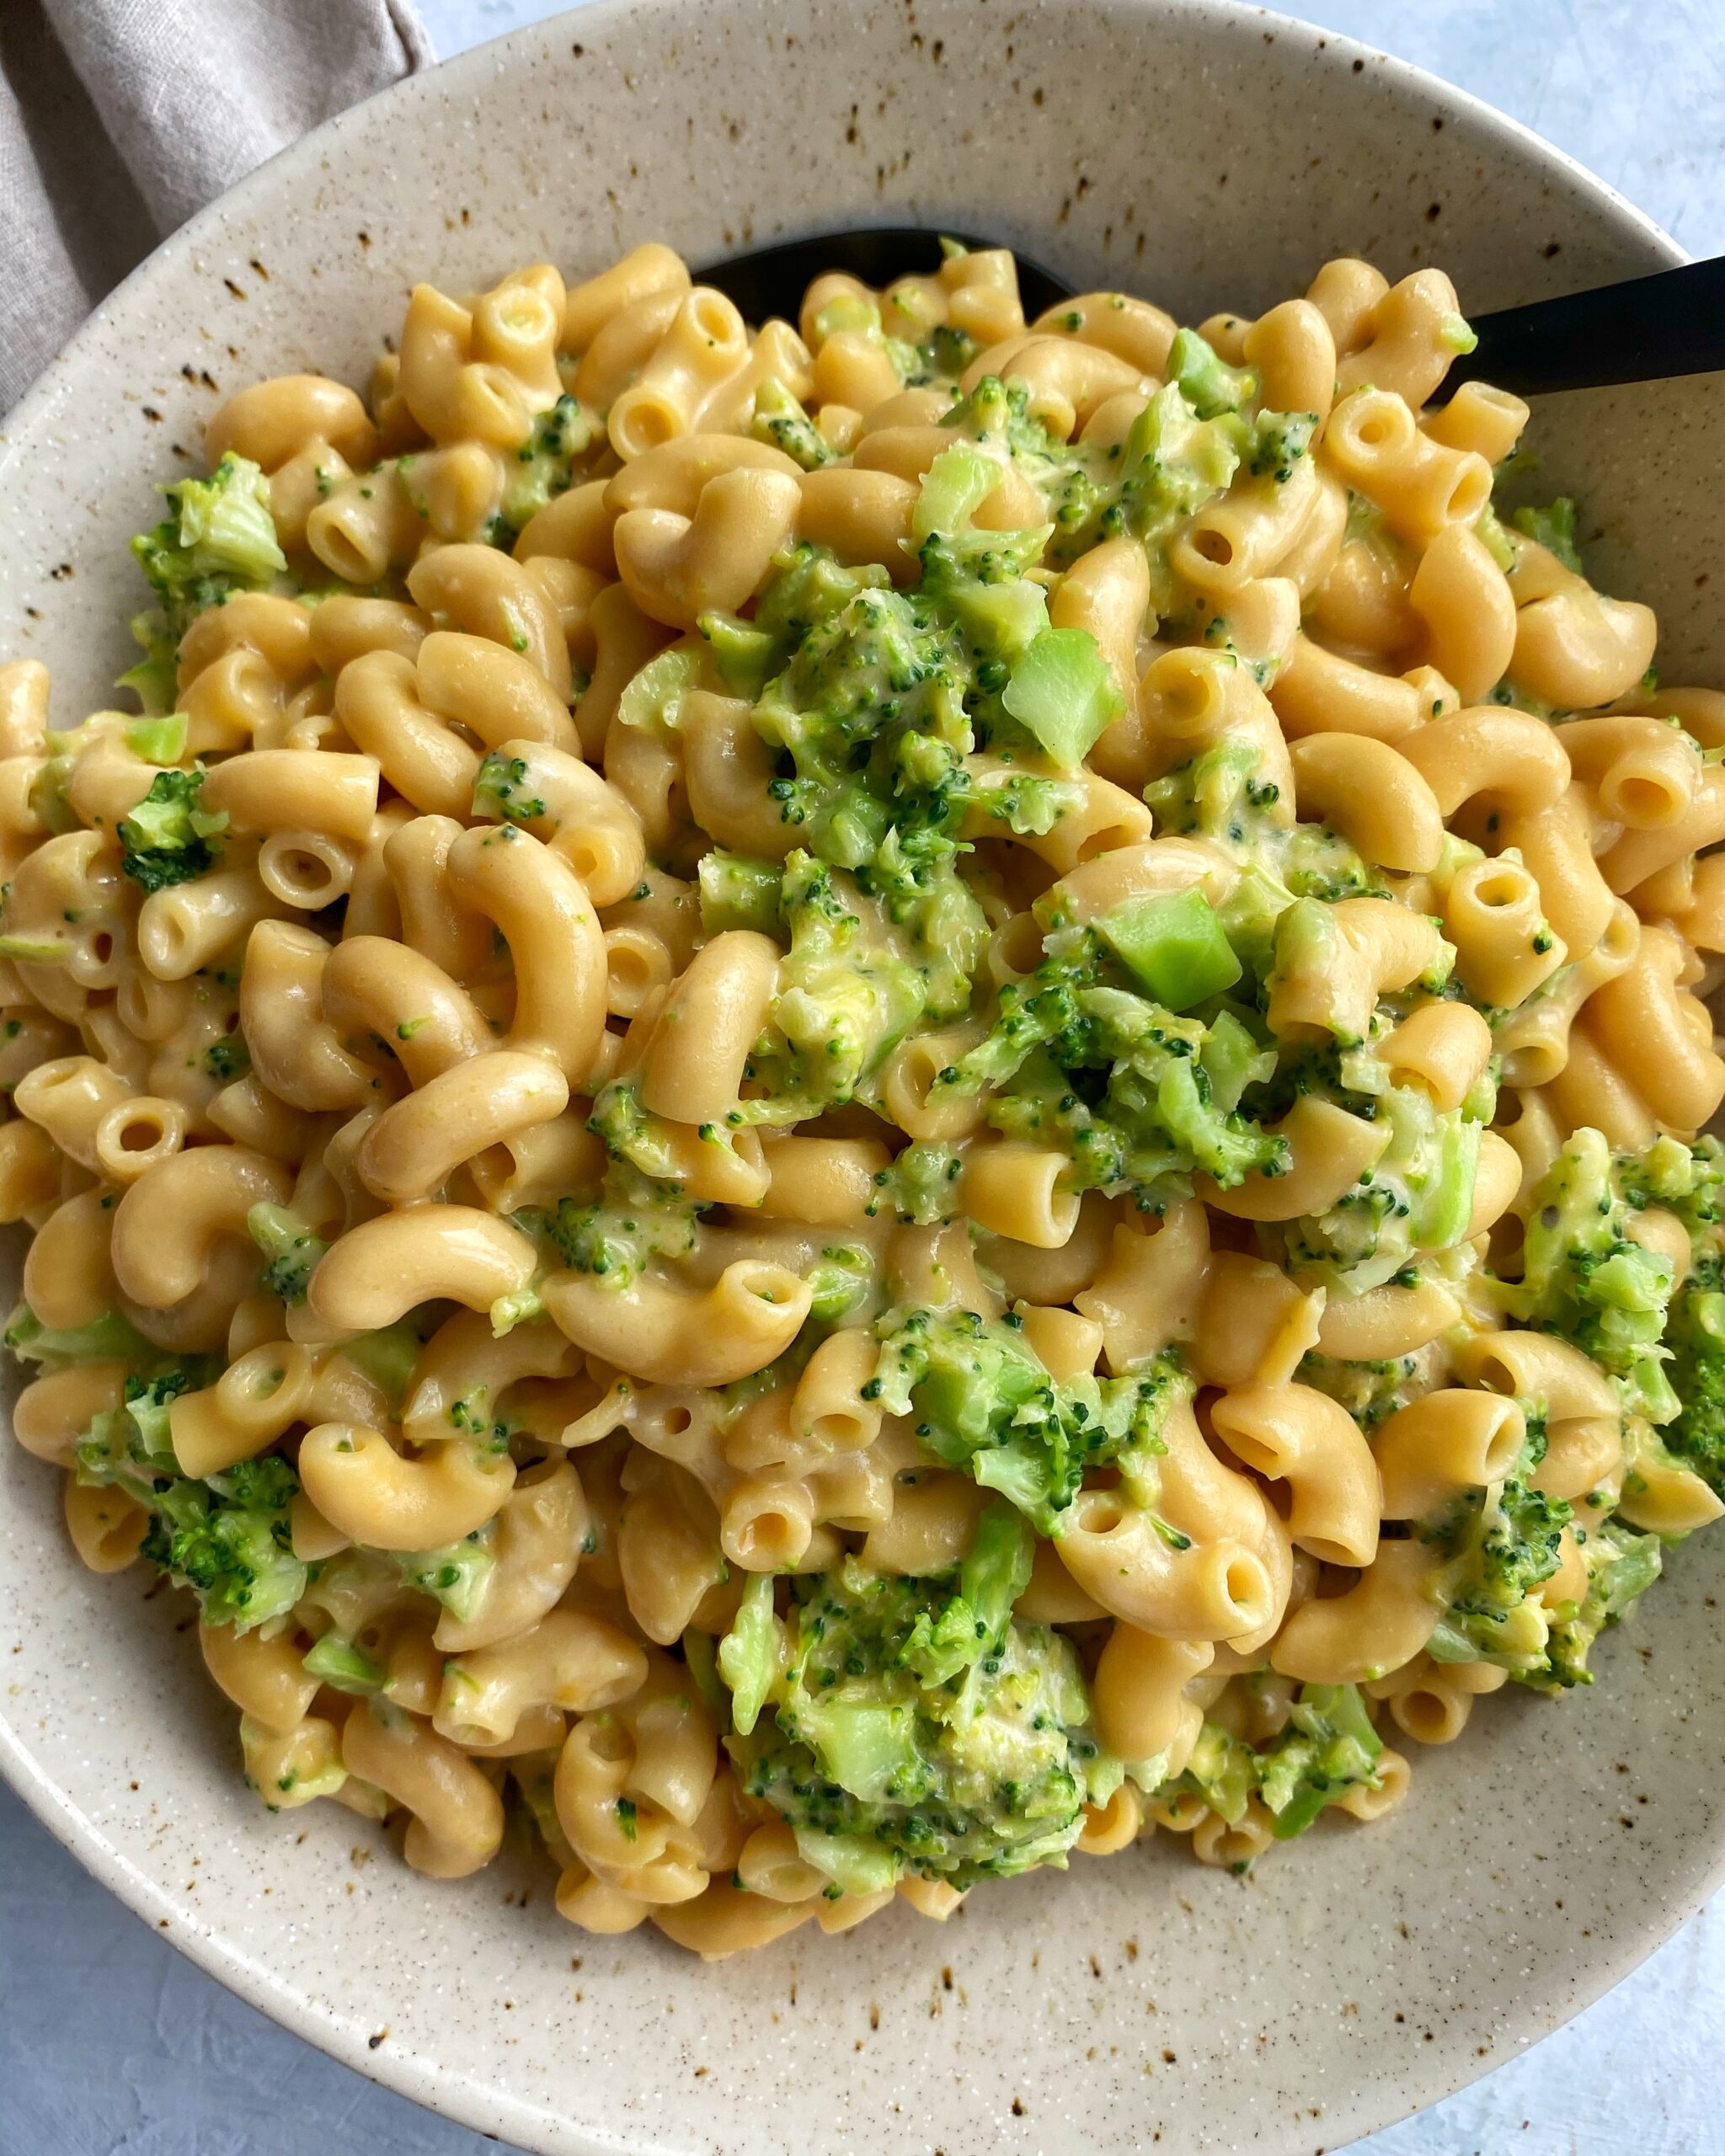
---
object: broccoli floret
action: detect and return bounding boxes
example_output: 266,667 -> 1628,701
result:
1160,1719 -> 1258,1824
753,852 -> 933,1107
497,395 -> 593,530
1252,1684 -> 1383,1838
717,1569 -> 782,1737
1148,1684 -> 1385,1854
870,1139 -> 964,1227
725,1541 -> 1105,1892
393,1534 -> 495,1624
933,942 -> 1285,1212
1511,497 -> 1583,575
472,750 -> 547,825
1114,381 -> 1244,598
301,1631 -> 385,1694
750,376 -> 834,470
118,611 -> 179,715
1421,1422 -> 1572,1672
1620,1135 -> 1725,1492
697,849 -> 782,937
871,1308 -> 1185,1536
803,1244 -> 874,1325
70,1354 -> 307,1630
1519,1518 -> 1663,1694
898,1500 -> 1035,1686
143,1453 -> 305,1629
1298,1349 -> 1430,1431
1665,1289 -> 1725,1496
999,626 -> 1122,769
1167,328 -> 1256,420
1248,408 -> 1317,483
247,1202 -> 328,1306
1508,1129 -> 1678,1422
521,1166 -> 703,1289
117,769 -> 226,893
131,452 -> 286,640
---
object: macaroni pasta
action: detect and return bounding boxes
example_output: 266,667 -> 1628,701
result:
8,238 -> 1725,1957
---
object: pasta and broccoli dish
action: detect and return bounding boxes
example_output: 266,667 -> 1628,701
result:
6,237 -> 1725,1956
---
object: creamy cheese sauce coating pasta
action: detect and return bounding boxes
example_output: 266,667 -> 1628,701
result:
8,240 -> 1725,1956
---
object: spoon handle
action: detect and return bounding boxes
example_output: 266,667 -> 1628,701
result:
1441,255 -> 1725,402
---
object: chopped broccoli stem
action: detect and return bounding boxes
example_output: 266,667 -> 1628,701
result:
302,1632 -> 385,1694
4,1304 -> 153,1367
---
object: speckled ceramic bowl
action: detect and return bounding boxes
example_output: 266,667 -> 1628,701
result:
3,3 -> 1723,2151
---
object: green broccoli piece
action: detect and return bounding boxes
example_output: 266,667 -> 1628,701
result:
117,768 -> 227,893
131,452 -> 287,640
1252,1684 -> 1383,1838
247,1202 -> 328,1306
74,1366 -> 201,1499
1621,1135 -> 1725,1493
498,395 -> 593,531
472,750 -> 547,825
1297,1350 -> 1426,1432
750,376 -> 834,471
126,1366 -> 200,1465
72,1358 -> 300,1641
1422,1422 -> 1572,1672
871,1308 -> 1184,1536
1000,626 -> 1123,769
697,849 -> 782,937
1248,408 -> 1317,483
141,1452 -> 306,1631
1520,1519 -> 1663,1694
1508,1128 -> 1679,1422
1511,497 -> 1583,575
118,611 -> 180,716
1146,1684 -> 1385,1854
393,1534 -> 495,1624
898,1501 -> 1034,1685
4,1303 -> 152,1367
728,1552 -> 1107,1892
1156,1719 -> 1257,1825
803,1244 -> 874,1325
932,935 -> 1284,1214
521,1166 -> 704,1289
301,1632 -> 386,1695
870,1139 -> 964,1227
752,853 -> 933,1108
1665,1286 -> 1725,1496
1167,328 -> 1257,419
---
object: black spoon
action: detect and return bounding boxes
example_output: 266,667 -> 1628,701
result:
697,227 -> 1725,401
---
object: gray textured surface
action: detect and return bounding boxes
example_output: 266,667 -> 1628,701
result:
7,0 -> 1725,2151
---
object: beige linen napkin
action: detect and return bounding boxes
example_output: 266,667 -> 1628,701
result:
0,0 -> 432,412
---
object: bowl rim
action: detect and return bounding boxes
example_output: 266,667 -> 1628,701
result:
0,3 -> 1707,2152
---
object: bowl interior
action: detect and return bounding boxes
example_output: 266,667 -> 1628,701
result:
3,4 -> 1722,2153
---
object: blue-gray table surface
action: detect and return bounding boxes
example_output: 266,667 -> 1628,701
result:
7,0 -> 1725,2148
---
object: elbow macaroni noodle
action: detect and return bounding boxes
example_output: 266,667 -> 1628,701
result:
8,239 -> 1725,1957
